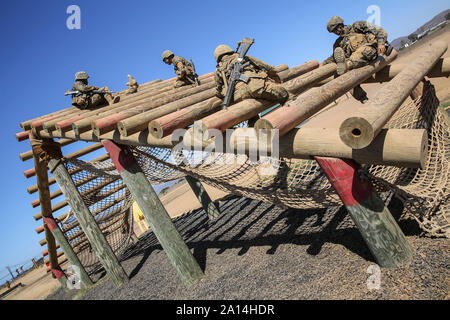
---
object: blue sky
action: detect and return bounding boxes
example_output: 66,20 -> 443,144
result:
0,0 -> 448,281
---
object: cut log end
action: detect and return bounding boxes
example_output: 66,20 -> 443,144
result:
339,117 -> 374,150
254,118 -> 274,132
148,121 -> 163,139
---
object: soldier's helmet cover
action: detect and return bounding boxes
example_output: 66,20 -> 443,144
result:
75,71 -> 89,81
161,50 -> 174,61
327,16 -> 345,33
214,45 -> 234,63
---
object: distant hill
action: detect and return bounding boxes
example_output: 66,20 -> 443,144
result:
391,9 -> 450,49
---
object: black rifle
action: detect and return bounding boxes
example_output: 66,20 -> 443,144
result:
189,58 -> 201,86
222,37 -> 255,109
64,89 -> 115,97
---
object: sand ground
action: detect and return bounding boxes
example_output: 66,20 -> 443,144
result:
7,24 -> 450,300
0,265 -> 60,300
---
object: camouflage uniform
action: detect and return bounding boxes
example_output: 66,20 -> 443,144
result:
323,21 -> 388,103
323,21 -> 388,67
71,81 -> 114,109
172,56 -> 198,88
215,53 -> 289,105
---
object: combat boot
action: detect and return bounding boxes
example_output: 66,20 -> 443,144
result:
385,42 -> 394,56
334,47 -> 348,76
104,93 -> 120,105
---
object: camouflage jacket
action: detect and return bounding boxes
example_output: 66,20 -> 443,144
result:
214,53 -> 280,99
323,21 -> 388,64
172,56 -> 195,79
72,80 -> 99,93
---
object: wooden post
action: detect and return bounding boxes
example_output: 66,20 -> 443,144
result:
315,156 -> 413,268
43,216 -> 93,288
32,138 -> 93,288
185,175 -> 221,220
103,140 -> 204,287
48,158 -> 129,287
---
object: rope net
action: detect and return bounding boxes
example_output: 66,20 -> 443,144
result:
61,81 -> 449,273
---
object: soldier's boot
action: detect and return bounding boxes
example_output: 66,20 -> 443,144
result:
104,93 -> 120,105
334,47 -> 348,76
385,42 -> 394,56
352,85 -> 369,104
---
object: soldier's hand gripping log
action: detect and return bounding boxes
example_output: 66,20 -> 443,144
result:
222,37 -> 255,109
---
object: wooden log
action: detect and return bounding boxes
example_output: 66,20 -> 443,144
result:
20,139 -> 75,162
183,127 -> 427,168
15,131 -> 30,142
31,171 -> 116,208
278,60 -> 319,83
273,64 -> 289,73
255,50 -> 398,137
27,154 -> 110,194
48,157 -> 129,287
192,64 -> 339,138
43,216 -> 93,287
315,157 -> 413,268
21,107 -> 78,131
339,41 -> 447,149
118,66 -> 296,138
32,139 -> 91,287
147,62 -> 320,139
184,176 -> 221,220
24,142 -> 103,178
33,182 -> 126,221
37,193 -> 128,234
92,79 -> 216,137
56,75 -> 206,135
103,141 -> 204,287
149,98 -> 222,139
283,63 -> 337,95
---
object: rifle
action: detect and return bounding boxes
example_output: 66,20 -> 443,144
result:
222,37 -> 255,109
64,89 -> 115,97
189,58 -> 201,86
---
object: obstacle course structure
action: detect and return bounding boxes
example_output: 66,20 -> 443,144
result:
16,42 -> 449,288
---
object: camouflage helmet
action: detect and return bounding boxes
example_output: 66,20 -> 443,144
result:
327,16 -> 344,33
75,71 -> 89,81
214,44 -> 234,62
161,50 -> 174,61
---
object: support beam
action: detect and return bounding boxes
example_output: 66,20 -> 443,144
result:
27,154 -> 110,194
339,41 -> 447,149
255,50 -> 398,137
185,175 -> 221,220
103,140 -> 204,287
43,216 -> 93,287
315,157 -> 413,268
48,157 -> 129,287
24,143 -> 104,178
20,139 -> 75,162
32,136 -> 92,287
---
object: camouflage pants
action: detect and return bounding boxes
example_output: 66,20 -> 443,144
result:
348,45 -> 378,68
234,78 -> 289,105
174,74 -> 197,88
341,45 -> 376,103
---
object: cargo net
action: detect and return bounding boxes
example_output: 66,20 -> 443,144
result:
61,80 -> 449,273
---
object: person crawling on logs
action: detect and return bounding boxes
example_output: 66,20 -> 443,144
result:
66,71 -> 120,109
321,16 -> 394,104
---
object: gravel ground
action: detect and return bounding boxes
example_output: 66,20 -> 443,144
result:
47,195 -> 449,300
